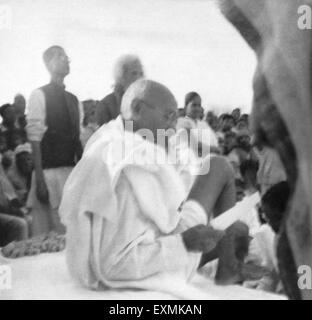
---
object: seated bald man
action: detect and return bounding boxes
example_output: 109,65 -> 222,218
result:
59,79 -> 246,290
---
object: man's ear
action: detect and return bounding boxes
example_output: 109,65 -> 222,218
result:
45,61 -> 54,75
131,99 -> 144,120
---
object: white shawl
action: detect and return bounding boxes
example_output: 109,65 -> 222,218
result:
59,117 -> 205,295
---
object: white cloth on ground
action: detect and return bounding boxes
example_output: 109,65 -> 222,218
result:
0,251 -> 286,300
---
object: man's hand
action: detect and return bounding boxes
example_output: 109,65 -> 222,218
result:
36,176 -> 49,204
30,141 -> 49,205
215,221 -> 251,285
182,224 -> 225,253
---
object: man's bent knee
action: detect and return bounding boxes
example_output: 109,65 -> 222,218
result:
200,155 -> 234,179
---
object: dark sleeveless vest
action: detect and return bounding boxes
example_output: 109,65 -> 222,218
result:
40,83 -> 82,169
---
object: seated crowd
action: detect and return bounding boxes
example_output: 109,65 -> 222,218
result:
0,48 -> 288,295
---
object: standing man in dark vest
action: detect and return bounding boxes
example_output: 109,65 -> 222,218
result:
95,54 -> 144,126
26,45 -> 83,235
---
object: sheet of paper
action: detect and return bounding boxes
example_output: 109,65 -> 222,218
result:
210,192 -> 261,230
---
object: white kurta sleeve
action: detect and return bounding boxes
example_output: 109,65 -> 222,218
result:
26,89 -> 47,142
78,101 -> 84,131
175,200 -> 208,233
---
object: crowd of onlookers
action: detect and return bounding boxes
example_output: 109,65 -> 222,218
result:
0,96 -> 31,245
174,94 -> 286,204
0,95 -> 32,236
0,88 -> 286,247
0,46 -> 291,299
80,92 -> 287,206
0,96 -> 99,229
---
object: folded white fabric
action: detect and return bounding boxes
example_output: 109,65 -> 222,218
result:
60,116 -> 208,294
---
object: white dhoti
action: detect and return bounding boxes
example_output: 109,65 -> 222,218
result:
27,167 -> 73,236
60,116 -> 207,293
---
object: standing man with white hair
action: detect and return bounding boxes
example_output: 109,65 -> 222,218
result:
95,54 -> 144,126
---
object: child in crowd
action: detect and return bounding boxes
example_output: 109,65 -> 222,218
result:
240,159 -> 259,195
261,181 -> 290,234
13,94 -> 27,130
176,92 -> 220,155
219,114 -> 235,134
236,118 -> 249,131
0,158 -> 30,245
242,181 -> 290,293
223,131 -> 237,156
0,104 -> 17,132
8,129 -> 27,150
0,132 -> 14,172
0,130 -> 26,173
7,143 -> 33,206
253,138 -> 287,195
205,111 -> 219,132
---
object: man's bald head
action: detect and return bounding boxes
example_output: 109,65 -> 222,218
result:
121,79 -> 178,136
121,79 -> 176,118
